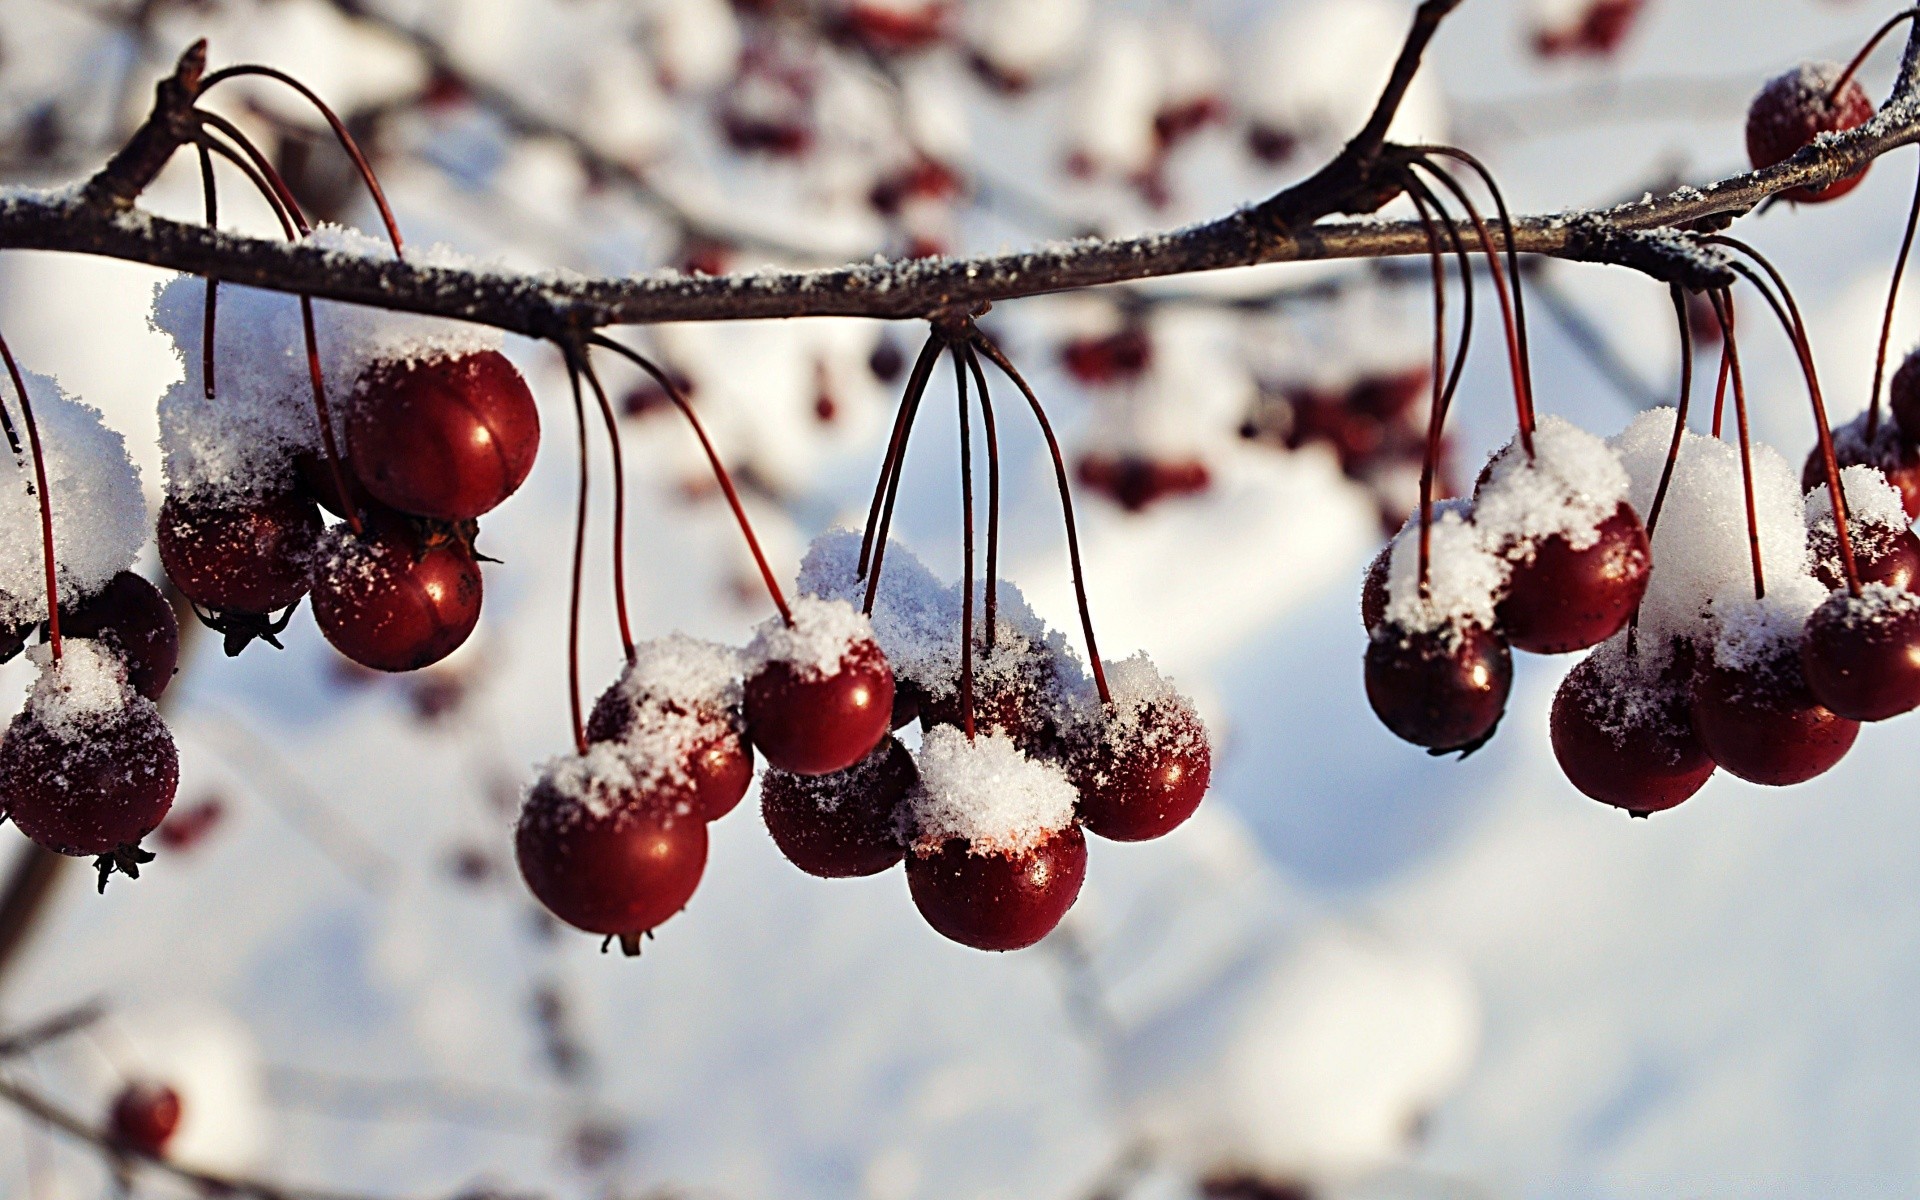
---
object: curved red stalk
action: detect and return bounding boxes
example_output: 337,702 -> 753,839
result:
563,352 -> 590,756
198,64 -> 405,255
1710,315 -> 1732,439
1401,172 -> 1476,597
589,336 -> 791,625
963,345 -> 1000,647
1627,285 -> 1698,655
0,335 -> 59,660
1711,290 -> 1767,601
1866,152 -> 1920,440
971,331 -> 1110,706
1828,7 -> 1920,101
859,334 -> 942,604
953,347 -> 976,741
578,359 -> 635,663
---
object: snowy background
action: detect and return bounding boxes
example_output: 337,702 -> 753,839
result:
0,0 -> 1917,1196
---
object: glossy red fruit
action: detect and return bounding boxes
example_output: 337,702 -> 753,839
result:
1071,699 -> 1211,842
309,512 -> 483,672
1801,588 -> 1920,722
1551,648 -> 1715,815
1691,643 -> 1859,785
1496,504 -> 1652,654
906,826 -> 1088,952
1746,64 -> 1875,203
587,690 -> 754,823
761,736 -> 914,877
157,491 -> 321,614
0,703 -> 178,856
745,637 -> 894,776
1809,522 -> 1920,592
1804,423 -> 1920,520
1365,623 -> 1513,752
110,1082 -> 182,1157
515,767 -> 707,940
346,350 -> 540,521
59,573 -> 179,701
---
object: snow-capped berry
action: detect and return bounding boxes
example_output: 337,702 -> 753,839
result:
1805,469 -> 1920,592
1691,588 -> 1859,786
110,1082 -> 182,1157
1800,585 -> 1920,723
157,490 -> 320,615
308,509 -> 483,673
1745,62 -> 1875,204
743,597 -> 895,776
0,641 -> 177,858
1068,654 -> 1210,843
1365,622 -> 1512,753
59,572 -> 179,701
588,636 -> 753,822
761,735 -> 915,878
515,746 -> 708,941
907,826 -> 1088,953
1805,412 -> 1920,520
345,350 -> 540,522
1551,638 -> 1714,815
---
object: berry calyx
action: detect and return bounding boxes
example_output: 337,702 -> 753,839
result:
156,490 -> 321,615
1495,503 -> 1653,654
345,350 -> 541,521
1745,63 -> 1876,204
1365,622 -> 1512,754
109,1082 -> 182,1157
1068,659 -> 1211,843
1690,638 -> 1859,786
761,735 -> 915,878
906,826 -> 1087,952
743,599 -> 895,777
1800,585 -> 1920,722
1550,641 -> 1715,815
309,509 -> 484,672
58,572 -> 179,701
515,748 -> 708,942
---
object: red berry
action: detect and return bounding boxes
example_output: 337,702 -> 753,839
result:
1060,328 -> 1151,386
1361,542 -> 1390,634
515,758 -> 708,939
1365,622 -> 1512,753
1070,696 -> 1210,842
1809,522 -> 1920,592
1533,0 -> 1645,58
1745,64 -> 1875,204
1496,504 -> 1652,655
157,491 -> 320,614
1806,426 -> 1920,520
917,636 -> 1067,757
59,572 -> 179,701
1075,454 -> 1212,512
156,797 -> 225,852
346,350 -> 540,521
1800,588 -> 1920,722
110,1082 -> 182,1157
309,511 -> 483,672
587,689 -> 754,823
1,701 -> 177,857
832,1 -> 949,55
1892,350 -> 1920,441
761,736 -> 914,877
744,633 -> 894,777
906,826 -> 1087,952
1551,645 -> 1715,815
1690,641 -> 1859,785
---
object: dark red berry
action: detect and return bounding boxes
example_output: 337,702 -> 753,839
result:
1365,623 -> 1512,752
1060,328 -> 1151,386
157,491 -> 320,614
1746,64 -> 1875,204
1690,641 -> 1859,785
918,637 -> 1066,757
1075,454 -> 1212,512
587,689 -> 754,823
1551,647 -> 1715,815
1809,522 -> 1920,592
1801,588 -> 1920,722
1496,504 -> 1652,654
1361,542 -> 1391,633
292,449 -> 373,519
58,573 -> 179,701
1804,420 -> 1920,520
761,736 -> 914,877
906,826 -> 1087,952
309,511 -> 483,672
831,1 -> 948,55
1533,0 -> 1645,58
515,763 -> 707,939
1892,350 -> 1920,442
1070,697 -> 1210,842
346,350 -> 541,521
1,702 -> 177,857
110,1082 -> 182,1157
156,796 -> 225,852
745,635 -> 894,776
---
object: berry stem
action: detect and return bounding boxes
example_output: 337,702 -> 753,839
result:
588,336 -> 792,624
563,352 -> 590,756
198,64 -> 405,255
963,344 -> 1001,648
577,359 -> 635,663
1828,7 -> 1920,102
953,346 -> 976,741
1402,172 -> 1475,598
1711,289 -> 1768,601
859,333 -> 941,598
1866,151 -> 1920,441
1710,309 -> 1732,439
0,333 -> 59,660
196,142 -> 219,402
1629,285 -> 1698,656
971,330 -> 1110,706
